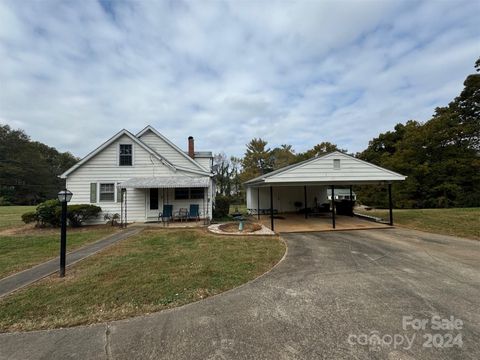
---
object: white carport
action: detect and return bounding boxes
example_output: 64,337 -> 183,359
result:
244,151 -> 406,231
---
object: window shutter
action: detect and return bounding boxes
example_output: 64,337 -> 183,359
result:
90,183 -> 97,203
117,186 -> 122,203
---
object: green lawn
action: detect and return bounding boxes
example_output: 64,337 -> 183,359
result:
0,229 -> 285,332
355,207 -> 480,240
0,206 -> 35,230
0,226 -> 119,278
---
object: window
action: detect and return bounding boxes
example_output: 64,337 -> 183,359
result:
174,188 -> 205,200
190,188 -> 205,199
119,144 -> 132,166
175,188 -> 189,200
99,183 -> 115,202
333,159 -> 340,170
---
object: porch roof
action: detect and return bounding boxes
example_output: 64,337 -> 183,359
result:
119,176 -> 209,189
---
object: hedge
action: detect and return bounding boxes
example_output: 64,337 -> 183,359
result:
22,200 -> 101,227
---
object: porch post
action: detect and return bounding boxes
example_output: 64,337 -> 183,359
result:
125,189 -> 128,228
388,183 -> 393,226
270,186 -> 274,231
304,185 -> 308,219
350,185 -> 354,217
331,185 -> 335,229
203,187 -> 206,225
257,187 -> 260,220
120,188 -> 124,227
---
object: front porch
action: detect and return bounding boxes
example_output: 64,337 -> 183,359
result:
118,176 -> 213,225
255,213 -> 390,233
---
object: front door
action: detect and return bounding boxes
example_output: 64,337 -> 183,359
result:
147,188 -> 159,219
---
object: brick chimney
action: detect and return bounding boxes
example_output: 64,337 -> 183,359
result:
188,136 -> 194,158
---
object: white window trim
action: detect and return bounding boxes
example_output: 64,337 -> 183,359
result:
333,159 -> 341,170
118,143 -> 134,167
98,182 -> 116,203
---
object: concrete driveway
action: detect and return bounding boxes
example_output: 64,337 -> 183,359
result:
1,228 -> 479,359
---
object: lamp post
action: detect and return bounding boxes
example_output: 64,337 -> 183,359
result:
57,189 -> 73,277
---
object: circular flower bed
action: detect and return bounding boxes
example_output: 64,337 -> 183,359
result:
208,221 -> 275,236
218,221 -> 262,233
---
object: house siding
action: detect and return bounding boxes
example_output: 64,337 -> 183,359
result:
139,130 -> 206,171
267,153 -> 404,183
194,157 -> 212,171
66,134 -> 212,223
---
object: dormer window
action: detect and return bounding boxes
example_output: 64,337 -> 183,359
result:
333,159 -> 340,170
119,144 -> 132,166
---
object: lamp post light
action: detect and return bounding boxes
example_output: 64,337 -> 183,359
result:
57,189 -> 73,277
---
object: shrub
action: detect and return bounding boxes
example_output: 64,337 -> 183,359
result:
21,211 -> 37,224
104,213 -> 120,226
214,195 -> 231,218
36,199 -> 61,227
30,200 -> 102,227
0,196 -> 11,206
67,204 -> 102,227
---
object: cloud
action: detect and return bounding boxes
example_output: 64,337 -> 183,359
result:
0,0 -> 478,158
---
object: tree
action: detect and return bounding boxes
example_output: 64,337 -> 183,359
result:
0,124 -> 78,205
212,153 -> 243,200
296,142 -> 347,162
229,156 -> 242,197
212,153 -> 231,196
357,58 -> 480,208
240,138 -> 273,181
271,144 -> 296,170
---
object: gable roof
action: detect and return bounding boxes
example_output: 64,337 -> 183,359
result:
244,151 -> 406,186
59,129 -> 177,178
60,127 -> 212,179
136,125 -> 210,173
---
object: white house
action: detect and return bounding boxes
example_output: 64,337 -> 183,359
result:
60,125 -> 214,224
244,151 -> 406,230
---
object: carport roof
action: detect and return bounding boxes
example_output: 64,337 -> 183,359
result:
244,151 -> 406,187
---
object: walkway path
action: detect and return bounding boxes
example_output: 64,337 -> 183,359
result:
0,227 -> 143,299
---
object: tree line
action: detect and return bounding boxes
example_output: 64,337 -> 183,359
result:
215,58 -> 479,208
0,125 -> 78,205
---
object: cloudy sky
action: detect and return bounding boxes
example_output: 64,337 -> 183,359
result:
0,0 -> 478,158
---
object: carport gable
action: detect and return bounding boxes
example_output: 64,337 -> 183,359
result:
245,151 -> 406,186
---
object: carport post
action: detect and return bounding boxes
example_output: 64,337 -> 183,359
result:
388,183 -> 393,226
331,185 -> 335,229
304,185 -> 308,219
270,186 -> 274,231
257,187 -> 260,220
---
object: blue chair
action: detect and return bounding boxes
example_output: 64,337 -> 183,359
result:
159,204 -> 173,225
189,204 -> 200,221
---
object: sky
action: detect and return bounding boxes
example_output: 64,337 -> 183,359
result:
0,0 -> 479,158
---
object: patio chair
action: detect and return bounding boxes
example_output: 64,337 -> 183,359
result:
188,204 -> 200,221
174,208 -> 189,222
158,204 -> 173,226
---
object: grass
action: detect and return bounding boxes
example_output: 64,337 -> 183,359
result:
0,206 -> 36,230
0,226 -> 119,278
355,207 -> 480,240
0,229 -> 285,332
